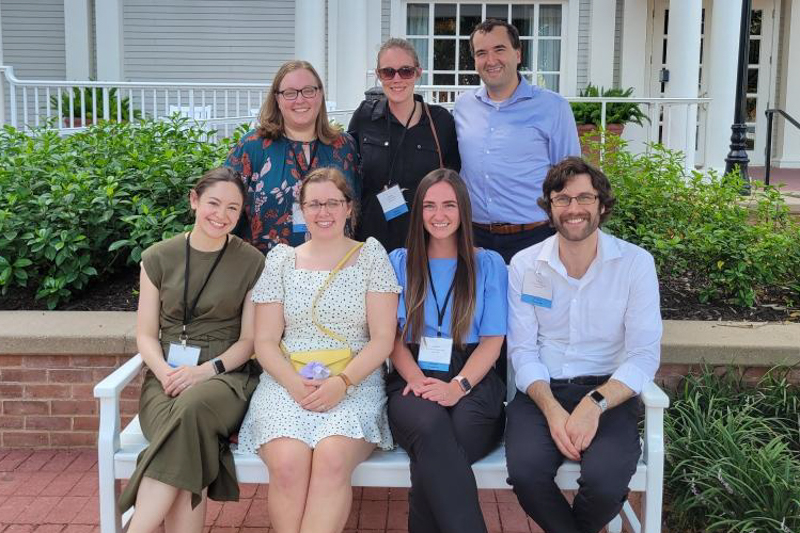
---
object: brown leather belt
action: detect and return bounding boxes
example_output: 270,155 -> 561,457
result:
473,220 -> 549,235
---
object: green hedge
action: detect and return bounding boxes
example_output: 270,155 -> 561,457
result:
0,118 -> 239,308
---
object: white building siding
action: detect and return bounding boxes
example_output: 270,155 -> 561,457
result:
1,0 -> 66,79
382,0 -> 390,40
613,0 -> 622,88
122,0 -> 295,82
577,0 -> 590,90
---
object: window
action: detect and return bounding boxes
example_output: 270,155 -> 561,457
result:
406,2 -> 565,92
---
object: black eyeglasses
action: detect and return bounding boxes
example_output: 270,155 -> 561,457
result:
550,193 -> 599,207
376,66 -> 418,81
276,85 -> 319,100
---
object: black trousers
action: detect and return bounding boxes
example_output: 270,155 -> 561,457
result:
505,384 -> 641,533
387,344 -> 506,533
472,224 -> 555,265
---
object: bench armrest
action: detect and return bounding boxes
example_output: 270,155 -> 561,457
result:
641,380 -> 669,409
94,353 -> 144,399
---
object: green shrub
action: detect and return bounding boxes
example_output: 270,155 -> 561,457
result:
570,84 -> 649,126
665,369 -> 800,533
0,118 -> 234,308
49,86 -> 142,122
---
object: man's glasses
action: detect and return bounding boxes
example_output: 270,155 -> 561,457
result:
302,199 -> 348,213
276,86 -> 319,100
550,193 -> 599,207
376,66 -> 418,81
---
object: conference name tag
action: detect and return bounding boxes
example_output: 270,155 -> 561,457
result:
292,203 -> 307,233
521,270 -> 553,308
377,185 -> 409,221
167,343 -> 201,368
417,336 -> 453,372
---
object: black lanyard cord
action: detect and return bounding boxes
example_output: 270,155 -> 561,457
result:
386,99 -> 417,187
426,260 -> 456,338
182,233 -> 229,339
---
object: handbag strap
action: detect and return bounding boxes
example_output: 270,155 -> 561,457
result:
424,103 -> 444,169
309,242 -> 365,346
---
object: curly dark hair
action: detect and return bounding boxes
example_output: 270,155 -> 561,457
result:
537,157 -> 616,225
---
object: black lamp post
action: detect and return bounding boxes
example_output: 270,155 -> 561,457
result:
724,0 -> 752,194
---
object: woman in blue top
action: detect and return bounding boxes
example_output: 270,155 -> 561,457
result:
387,168 -> 508,533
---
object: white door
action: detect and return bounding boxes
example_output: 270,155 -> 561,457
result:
748,0 -> 778,165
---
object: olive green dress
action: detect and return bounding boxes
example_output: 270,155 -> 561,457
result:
119,233 -> 265,512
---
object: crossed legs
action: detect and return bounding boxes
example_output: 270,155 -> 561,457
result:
261,435 -> 375,533
127,480 -> 207,533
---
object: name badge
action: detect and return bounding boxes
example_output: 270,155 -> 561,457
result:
167,343 -> 201,367
417,336 -> 453,371
292,203 -> 307,233
376,185 -> 409,221
522,269 -> 553,308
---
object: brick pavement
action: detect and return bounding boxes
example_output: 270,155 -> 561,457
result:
0,449 -> 636,533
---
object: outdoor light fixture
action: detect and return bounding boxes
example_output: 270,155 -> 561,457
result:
725,0 -> 752,195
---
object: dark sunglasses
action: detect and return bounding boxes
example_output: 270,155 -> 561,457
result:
376,66 -> 418,81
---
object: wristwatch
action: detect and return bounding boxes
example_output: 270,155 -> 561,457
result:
212,358 -> 225,375
587,389 -> 608,413
453,375 -> 472,395
338,373 -> 356,395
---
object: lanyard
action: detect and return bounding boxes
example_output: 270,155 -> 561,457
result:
386,99 -> 417,187
426,261 -> 455,338
289,139 -> 320,179
182,233 -> 229,344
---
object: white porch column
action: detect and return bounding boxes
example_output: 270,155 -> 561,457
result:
703,0 -> 742,172
777,0 -> 800,168
295,0 -> 326,88
589,0 -> 616,89
64,0 -> 91,80
619,0 -> 649,152
331,0 -> 376,111
665,0 -> 702,169
0,0 -> 5,126
95,0 -> 124,80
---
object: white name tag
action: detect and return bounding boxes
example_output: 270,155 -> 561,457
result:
167,343 -> 201,367
417,336 -> 453,371
376,185 -> 409,221
292,203 -> 307,233
522,269 -> 553,308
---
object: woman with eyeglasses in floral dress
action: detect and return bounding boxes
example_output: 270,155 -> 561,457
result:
348,38 -> 460,253
226,60 -> 361,254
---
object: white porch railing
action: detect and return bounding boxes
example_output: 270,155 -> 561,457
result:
1,66 -> 709,160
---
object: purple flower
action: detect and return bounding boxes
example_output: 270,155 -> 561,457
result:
299,361 -> 331,380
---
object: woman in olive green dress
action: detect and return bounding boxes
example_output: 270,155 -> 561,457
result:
120,167 -> 265,533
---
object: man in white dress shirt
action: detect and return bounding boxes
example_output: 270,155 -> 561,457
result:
504,157 -> 662,533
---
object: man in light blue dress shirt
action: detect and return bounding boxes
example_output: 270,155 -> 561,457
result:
454,19 -> 580,264
505,157 -> 662,533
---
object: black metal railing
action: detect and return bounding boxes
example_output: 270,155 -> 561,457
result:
764,108 -> 800,186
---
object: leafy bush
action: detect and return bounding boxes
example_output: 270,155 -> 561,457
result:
49,86 -> 142,122
0,118 -> 235,308
665,368 -> 800,533
570,84 -> 649,127
591,136 -> 800,308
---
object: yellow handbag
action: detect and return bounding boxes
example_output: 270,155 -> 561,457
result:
285,242 -> 364,376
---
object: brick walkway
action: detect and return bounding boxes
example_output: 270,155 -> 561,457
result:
0,449 -> 560,533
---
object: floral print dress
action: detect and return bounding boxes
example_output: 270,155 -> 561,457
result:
225,130 -> 361,254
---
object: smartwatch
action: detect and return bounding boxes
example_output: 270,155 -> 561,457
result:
212,358 -> 226,375
588,389 -> 608,412
453,375 -> 472,395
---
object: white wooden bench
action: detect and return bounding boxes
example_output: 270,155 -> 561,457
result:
94,353 -> 669,533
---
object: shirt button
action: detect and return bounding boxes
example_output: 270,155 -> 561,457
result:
490,127 -> 495,132
485,150 -> 490,154
485,174 -> 489,178
417,144 -> 422,149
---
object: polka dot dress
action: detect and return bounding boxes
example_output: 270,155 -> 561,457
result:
236,237 -> 401,452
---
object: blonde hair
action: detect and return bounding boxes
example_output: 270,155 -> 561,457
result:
256,60 -> 339,144
376,38 -> 421,70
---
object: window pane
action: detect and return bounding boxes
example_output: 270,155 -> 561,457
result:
486,4 -> 508,21
512,4 -> 535,36
745,125 -> 755,151
747,68 -> 758,93
460,4 -> 481,36
434,39 -> 455,70
749,39 -> 760,65
538,40 -> 560,72
458,73 -> 481,85
539,5 -> 563,36
433,73 -> 455,85
434,4 -> 456,35
410,39 -> 429,71
750,10 -> 762,35
407,3 -> 429,35
459,39 -> 475,70
520,40 -> 534,71
746,97 -> 757,122
538,73 -> 560,92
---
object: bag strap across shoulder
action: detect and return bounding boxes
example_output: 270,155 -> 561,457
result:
309,242 -> 365,346
423,103 -> 445,169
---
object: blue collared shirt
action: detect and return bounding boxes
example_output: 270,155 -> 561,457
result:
454,77 -> 580,225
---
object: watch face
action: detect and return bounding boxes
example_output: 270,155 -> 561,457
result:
590,390 -> 604,403
458,377 -> 472,393
214,359 -> 225,374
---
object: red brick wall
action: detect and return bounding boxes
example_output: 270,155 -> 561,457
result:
0,354 -> 142,448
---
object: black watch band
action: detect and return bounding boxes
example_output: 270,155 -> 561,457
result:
212,358 -> 225,375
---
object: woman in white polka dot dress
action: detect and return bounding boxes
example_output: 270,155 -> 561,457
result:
236,167 -> 400,533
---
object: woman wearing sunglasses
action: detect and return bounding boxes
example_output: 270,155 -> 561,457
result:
226,60 -> 360,255
348,38 -> 460,253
